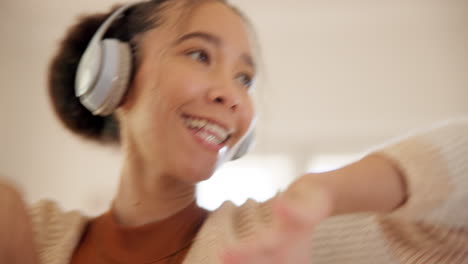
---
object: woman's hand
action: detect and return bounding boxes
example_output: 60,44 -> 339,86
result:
220,154 -> 406,264
221,179 -> 333,264
0,181 -> 38,264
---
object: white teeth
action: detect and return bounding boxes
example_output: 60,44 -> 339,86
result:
184,118 -> 206,129
196,130 -> 223,145
183,116 -> 231,144
204,123 -> 228,141
198,119 -> 207,127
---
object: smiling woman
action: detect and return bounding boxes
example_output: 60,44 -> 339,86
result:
44,0 -> 257,262
2,0 -> 468,264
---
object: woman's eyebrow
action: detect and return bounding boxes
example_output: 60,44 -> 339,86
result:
241,54 -> 256,70
173,31 -> 221,47
173,31 -> 256,70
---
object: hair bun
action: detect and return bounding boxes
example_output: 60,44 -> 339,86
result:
48,12 -> 120,144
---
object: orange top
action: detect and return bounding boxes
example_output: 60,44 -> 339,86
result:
71,202 -> 208,264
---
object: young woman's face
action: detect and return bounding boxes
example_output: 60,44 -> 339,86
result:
120,1 -> 256,182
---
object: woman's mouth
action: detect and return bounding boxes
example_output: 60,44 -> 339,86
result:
182,114 -> 233,150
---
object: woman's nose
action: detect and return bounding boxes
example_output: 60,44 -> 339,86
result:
207,79 -> 241,111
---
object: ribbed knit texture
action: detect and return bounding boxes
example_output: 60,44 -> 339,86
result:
29,200 -> 87,264
29,119 -> 468,264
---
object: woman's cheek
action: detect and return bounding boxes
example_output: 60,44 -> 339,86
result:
161,63 -> 200,96
244,99 -> 255,123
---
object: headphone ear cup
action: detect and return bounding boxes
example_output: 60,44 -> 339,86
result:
230,131 -> 254,160
79,39 -> 132,116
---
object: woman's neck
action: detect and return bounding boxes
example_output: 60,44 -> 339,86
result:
112,155 -> 196,227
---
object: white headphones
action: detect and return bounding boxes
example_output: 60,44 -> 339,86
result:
74,3 -> 254,160
75,4 -> 133,116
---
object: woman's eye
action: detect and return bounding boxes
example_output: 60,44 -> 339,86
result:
236,73 -> 253,89
187,50 -> 210,64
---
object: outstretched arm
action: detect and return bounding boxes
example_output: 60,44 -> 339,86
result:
221,118 -> 468,264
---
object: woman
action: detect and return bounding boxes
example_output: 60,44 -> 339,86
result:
1,0 -> 467,263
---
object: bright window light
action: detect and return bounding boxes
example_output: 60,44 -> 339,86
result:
196,155 -> 293,210
307,153 -> 362,173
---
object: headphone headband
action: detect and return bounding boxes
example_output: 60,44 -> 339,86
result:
89,4 -> 134,47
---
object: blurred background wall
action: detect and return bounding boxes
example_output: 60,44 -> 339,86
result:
1,0 -> 467,214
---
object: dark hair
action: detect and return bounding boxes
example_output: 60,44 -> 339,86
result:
48,0 -> 254,145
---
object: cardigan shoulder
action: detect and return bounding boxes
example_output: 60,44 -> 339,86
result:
29,200 -> 88,264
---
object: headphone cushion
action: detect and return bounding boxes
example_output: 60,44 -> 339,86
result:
79,39 -> 132,115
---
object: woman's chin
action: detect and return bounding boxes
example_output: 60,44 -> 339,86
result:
186,168 -> 216,184
170,161 -> 217,184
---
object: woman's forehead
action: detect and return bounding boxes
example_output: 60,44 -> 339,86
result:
154,1 -> 253,53
180,2 -> 252,47
137,1 -> 256,66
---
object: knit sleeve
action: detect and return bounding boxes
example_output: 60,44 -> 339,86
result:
29,200 -> 87,264
374,118 -> 468,227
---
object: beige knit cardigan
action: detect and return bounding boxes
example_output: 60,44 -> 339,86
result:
30,119 -> 468,264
